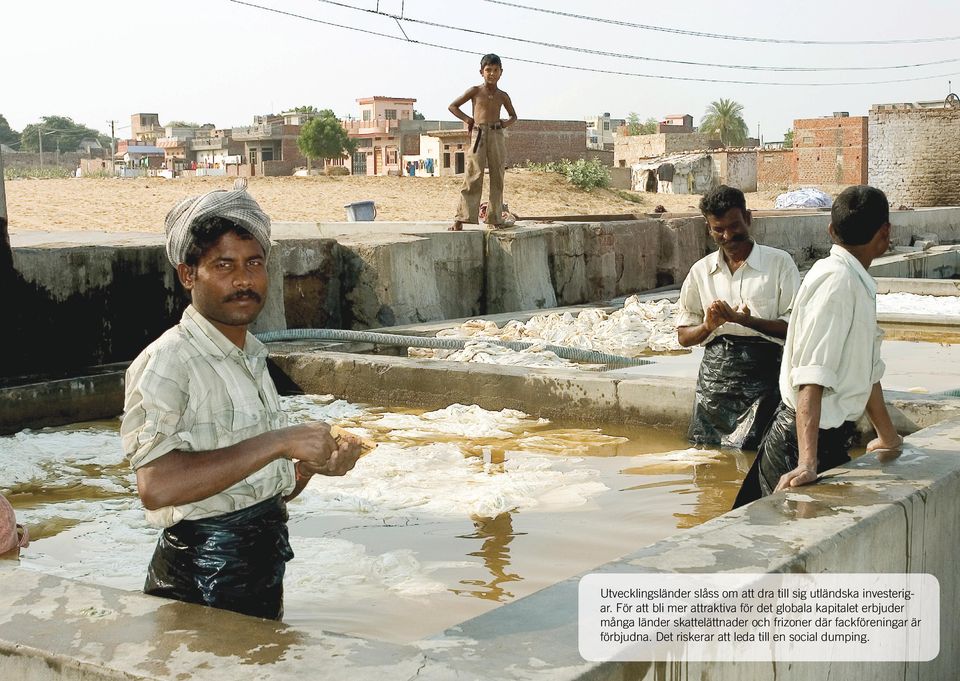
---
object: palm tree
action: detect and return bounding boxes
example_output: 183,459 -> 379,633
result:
700,98 -> 749,147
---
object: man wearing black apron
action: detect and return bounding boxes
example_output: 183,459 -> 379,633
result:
122,180 -> 363,620
676,185 -> 800,450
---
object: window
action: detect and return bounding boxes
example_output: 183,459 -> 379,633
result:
261,147 -> 274,162
603,122 -> 610,130
362,110 -> 371,121
385,109 -> 397,120
356,138 -> 372,148
386,147 -> 397,164
444,153 -> 451,168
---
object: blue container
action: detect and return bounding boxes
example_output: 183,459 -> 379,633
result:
344,201 -> 377,222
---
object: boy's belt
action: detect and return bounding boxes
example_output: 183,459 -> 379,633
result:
472,123 -> 502,152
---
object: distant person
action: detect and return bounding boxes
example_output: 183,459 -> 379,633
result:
448,53 -> 518,231
734,185 -> 902,506
122,178 -> 364,620
0,494 -> 28,559
677,185 -> 800,450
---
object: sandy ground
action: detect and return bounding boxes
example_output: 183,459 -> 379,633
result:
4,169 -> 782,233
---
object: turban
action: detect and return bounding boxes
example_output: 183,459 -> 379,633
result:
164,178 -> 271,267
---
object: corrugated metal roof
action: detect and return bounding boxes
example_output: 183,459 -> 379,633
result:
124,146 -> 165,155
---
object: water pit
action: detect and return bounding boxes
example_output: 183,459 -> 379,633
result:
6,396 -> 749,646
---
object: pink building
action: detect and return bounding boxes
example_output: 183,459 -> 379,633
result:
341,96 -> 416,175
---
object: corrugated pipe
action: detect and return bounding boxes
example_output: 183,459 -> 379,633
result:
255,328 -> 652,367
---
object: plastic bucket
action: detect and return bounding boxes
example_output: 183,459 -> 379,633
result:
344,201 -> 377,222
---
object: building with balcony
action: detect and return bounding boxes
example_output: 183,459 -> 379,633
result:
131,113 -> 163,144
231,114 -> 307,176
586,113 -> 623,151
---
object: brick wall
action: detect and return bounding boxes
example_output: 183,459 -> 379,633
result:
757,148 -> 795,190
712,151 -> 757,192
2,151 -> 84,171
869,105 -> 960,207
794,116 -> 868,186
504,119 -> 592,166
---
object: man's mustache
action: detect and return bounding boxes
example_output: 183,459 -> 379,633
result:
224,290 -> 262,303
721,234 -> 749,244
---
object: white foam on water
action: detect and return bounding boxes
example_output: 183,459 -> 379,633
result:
281,395 -> 369,423
630,447 -> 727,466
0,427 -> 126,490
294,442 -> 607,518
370,403 -> 547,439
877,292 -> 960,316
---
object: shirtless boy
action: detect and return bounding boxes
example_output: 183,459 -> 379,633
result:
448,53 -> 518,231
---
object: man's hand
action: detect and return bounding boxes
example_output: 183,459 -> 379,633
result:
705,301 -> 726,331
466,116 -> 475,132
299,434 -> 362,478
277,422 -> 339,469
866,434 -> 903,463
775,465 -> 818,491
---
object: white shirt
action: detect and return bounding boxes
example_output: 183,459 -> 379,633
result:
780,245 -> 885,428
122,305 -> 295,528
676,243 -> 801,346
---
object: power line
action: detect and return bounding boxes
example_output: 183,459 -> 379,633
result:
481,0 -> 960,46
228,1 -> 960,87
314,0 -> 960,72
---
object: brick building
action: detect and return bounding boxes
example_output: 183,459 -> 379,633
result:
869,102 -> 960,207
793,113 -> 868,186
231,112 -> 308,176
614,131 -> 721,167
756,148 -> 796,190
422,119 -> 610,178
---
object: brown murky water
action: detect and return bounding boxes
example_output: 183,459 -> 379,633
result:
4,406 -> 751,643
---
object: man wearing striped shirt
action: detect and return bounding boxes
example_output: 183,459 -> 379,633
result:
122,182 -> 362,619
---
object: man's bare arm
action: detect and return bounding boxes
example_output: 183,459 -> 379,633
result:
500,92 -> 517,128
775,384 -> 823,491
864,382 -> 902,453
449,87 -> 478,127
136,422 -> 337,510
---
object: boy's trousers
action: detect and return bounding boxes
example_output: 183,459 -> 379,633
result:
456,123 -> 505,225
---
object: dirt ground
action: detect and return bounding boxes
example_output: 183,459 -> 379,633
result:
4,169 -> 782,233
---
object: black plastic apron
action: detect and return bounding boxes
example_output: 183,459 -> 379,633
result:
733,402 -> 857,508
144,494 -> 293,620
688,335 -> 783,450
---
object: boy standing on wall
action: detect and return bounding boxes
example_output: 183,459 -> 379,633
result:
448,53 -> 518,231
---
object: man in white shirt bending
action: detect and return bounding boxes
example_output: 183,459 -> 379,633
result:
733,185 -> 902,507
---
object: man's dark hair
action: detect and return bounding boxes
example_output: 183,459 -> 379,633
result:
699,185 -> 747,219
183,216 -> 253,266
480,53 -> 502,69
830,185 -> 890,246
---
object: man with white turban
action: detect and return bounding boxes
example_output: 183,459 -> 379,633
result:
122,179 -> 362,620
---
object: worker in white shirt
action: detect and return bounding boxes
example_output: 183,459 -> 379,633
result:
733,185 -> 902,507
677,185 -> 800,450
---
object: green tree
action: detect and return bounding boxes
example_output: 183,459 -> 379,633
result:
164,120 -> 201,128
19,116 -> 103,152
699,98 -> 749,147
296,110 -> 356,170
290,105 -> 318,113
413,110 -> 426,120
0,114 -> 19,147
783,129 -> 794,149
625,112 -> 658,135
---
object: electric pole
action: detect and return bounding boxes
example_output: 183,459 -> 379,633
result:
107,119 -> 117,174
38,127 -> 43,169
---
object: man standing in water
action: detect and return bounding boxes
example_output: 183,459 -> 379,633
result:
734,185 -> 902,506
448,53 -> 518,231
677,185 -> 800,450
122,179 -> 362,620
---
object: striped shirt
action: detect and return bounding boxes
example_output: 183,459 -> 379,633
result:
121,305 -> 295,528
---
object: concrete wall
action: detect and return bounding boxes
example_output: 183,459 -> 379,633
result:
869,104 -> 960,207
614,132 -> 720,167
713,151 -> 757,192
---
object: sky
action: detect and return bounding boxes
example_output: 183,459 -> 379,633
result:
3,0 -> 960,143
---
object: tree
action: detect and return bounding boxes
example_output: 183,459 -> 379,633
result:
699,99 -> 749,147
164,120 -> 201,128
0,115 -> 19,147
413,110 -> 426,120
19,116 -> 103,152
783,129 -> 794,149
626,112 -> 659,136
290,105 -> 318,113
296,110 -> 357,170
